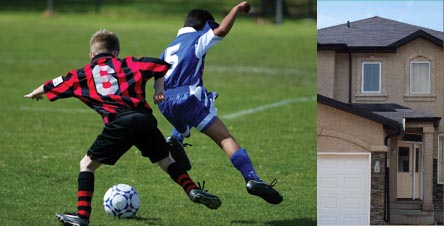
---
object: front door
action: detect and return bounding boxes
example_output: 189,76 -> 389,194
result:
397,143 -> 422,199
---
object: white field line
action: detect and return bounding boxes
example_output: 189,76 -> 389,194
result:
20,96 -> 316,119
221,96 -> 316,120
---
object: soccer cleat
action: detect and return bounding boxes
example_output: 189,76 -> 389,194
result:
188,182 -> 221,210
55,212 -> 89,226
166,136 -> 192,171
246,179 -> 283,204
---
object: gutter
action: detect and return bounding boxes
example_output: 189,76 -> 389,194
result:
348,52 -> 352,104
383,121 -> 403,223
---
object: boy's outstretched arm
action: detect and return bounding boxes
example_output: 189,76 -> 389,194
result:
213,1 -> 251,37
24,84 -> 44,101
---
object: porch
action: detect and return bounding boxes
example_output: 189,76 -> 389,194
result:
390,200 -> 434,225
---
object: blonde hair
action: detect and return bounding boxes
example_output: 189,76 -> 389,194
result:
89,29 -> 120,55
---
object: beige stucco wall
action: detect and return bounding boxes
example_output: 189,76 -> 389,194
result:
318,38 -> 444,131
317,50 -> 335,98
334,53 -> 350,103
317,103 -> 388,153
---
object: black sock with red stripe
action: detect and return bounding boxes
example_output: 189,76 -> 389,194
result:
167,162 -> 198,194
77,171 -> 94,219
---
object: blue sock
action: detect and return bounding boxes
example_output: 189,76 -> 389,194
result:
171,128 -> 184,143
230,148 -> 260,182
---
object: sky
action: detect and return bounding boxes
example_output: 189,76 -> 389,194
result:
317,0 -> 443,31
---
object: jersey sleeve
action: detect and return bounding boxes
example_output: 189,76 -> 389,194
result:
195,21 -> 224,58
136,57 -> 171,80
43,70 -> 77,101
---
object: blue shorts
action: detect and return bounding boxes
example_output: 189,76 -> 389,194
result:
158,86 -> 218,137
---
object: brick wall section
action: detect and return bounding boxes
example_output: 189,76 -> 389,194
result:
371,152 -> 387,225
433,159 -> 443,224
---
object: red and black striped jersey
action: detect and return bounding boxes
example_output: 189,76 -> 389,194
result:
43,53 -> 170,124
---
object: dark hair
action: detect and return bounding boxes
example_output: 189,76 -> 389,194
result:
183,9 -> 215,30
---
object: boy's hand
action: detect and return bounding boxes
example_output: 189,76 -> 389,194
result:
153,91 -> 165,104
153,77 -> 165,104
238,1 -> 251,14
24,85 -> 45,101
24,92 -> 43,101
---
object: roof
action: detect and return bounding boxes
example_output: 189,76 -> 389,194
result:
352,103 -> 441,127
317,94 -> 400,129
318,16 -> 444,52
318,94 -> 441,128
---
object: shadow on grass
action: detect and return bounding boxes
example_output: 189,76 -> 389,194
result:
94,216 -> 163,226
231,218 -> 316,226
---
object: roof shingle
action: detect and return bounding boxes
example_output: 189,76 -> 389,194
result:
318,16 -> 443,48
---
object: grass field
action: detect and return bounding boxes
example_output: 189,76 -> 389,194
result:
0,10 -> 316,226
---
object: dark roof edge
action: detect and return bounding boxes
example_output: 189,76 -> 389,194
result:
317,94 -> 400,129
317,43 -> 347,51
317,44 -> 397,53
389,30 -> 443,48
405,117 -> 442,128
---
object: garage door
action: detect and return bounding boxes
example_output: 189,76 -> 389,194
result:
317,154 -> 370,225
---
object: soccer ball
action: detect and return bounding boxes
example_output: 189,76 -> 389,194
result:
103,184 -> 140,218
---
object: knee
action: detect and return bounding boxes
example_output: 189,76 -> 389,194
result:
80,155 -> 100,172
210,130 -> 233,145
157,155 -> 175,172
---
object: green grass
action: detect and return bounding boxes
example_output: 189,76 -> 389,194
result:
0,11 -> 316,226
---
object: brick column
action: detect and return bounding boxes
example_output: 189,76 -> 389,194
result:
423,126 -> 434,211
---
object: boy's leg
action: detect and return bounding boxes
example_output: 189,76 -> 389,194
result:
77,171 -> 95,219
56,156 -> 101,226
203,117 -> 283,204
157,156 -> 221,209
131,112 -> 218,208
167,128 -> 191,171
171,128 -> 185,143
203,117 -> 258,180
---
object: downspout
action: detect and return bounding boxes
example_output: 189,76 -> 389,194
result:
348,52 -> 352,103
383,124 -> 403,223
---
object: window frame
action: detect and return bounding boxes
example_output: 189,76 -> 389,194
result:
410,61 -> 431,94
361,61 -> 382,94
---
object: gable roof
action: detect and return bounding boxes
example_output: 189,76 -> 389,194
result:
318,16 -> 444,52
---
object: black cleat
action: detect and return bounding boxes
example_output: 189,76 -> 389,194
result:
189,189 -> 222,210
246,179 -> 283,204
55,212 -> 89,226
167,136 -> 192,171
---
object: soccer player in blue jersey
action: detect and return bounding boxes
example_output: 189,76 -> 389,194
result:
158,1 -> 283,204
25,29 -> 221,226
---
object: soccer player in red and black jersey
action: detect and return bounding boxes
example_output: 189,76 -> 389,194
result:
25,29 -> 221,226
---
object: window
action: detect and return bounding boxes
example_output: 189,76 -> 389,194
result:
410,62 -> 430,94
439,135 -> 444,184
398,147 -> 410,172
362,62 -> 381,93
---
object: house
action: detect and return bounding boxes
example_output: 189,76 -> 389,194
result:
317,16 -> 444,225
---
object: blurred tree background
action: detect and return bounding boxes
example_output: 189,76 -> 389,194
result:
0,0 -> 316,21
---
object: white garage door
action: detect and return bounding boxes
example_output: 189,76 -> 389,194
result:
317,154 -> 370,225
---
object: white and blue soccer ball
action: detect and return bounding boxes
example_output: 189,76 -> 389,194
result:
103,184 -> 140,218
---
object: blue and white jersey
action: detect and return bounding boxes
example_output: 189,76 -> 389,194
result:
160,21 -> 223,90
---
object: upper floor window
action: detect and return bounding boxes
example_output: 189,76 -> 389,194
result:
362,61 -> 381,93
410,61 -> 430,94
